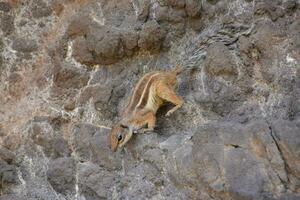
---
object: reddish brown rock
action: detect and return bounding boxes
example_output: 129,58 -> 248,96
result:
138,20 -> 166,52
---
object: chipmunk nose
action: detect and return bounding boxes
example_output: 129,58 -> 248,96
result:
111,144 -> 118,152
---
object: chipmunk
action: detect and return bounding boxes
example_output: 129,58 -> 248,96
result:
108,66 -> 184,152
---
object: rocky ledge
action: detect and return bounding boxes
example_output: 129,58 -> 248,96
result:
0,0 -> 299,199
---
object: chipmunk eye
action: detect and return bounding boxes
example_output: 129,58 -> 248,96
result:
117,134 -> 123,141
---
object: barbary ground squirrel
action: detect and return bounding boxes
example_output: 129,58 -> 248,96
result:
108,66 -> 184,152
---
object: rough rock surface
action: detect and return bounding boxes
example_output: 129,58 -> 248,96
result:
0,0 -> 300,199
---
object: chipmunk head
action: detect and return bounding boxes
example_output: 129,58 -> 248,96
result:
108,123 -> 133,152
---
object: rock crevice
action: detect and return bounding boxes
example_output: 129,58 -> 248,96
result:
0,0 -> 299,199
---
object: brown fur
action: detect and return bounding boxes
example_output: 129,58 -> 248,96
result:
125,71 -> 158,115
109,67 -> 183,152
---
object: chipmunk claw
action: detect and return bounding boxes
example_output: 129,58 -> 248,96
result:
165,111 -> 172,117
139,129 -> 145,134
139,128 -> 154,134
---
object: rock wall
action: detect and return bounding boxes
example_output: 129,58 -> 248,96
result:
0,0 -> 300,199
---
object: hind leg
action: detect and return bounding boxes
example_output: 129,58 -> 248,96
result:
157,83 -> 183,117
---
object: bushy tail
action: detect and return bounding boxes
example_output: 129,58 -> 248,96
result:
173,65 -> 183,75
169,32 -> 207,76
172,64 -> 199,75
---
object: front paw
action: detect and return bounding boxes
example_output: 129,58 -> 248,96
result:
139,129 -> 146,134
165,111 -> 173,117
140,128 -> 154,134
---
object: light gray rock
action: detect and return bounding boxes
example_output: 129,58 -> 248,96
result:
47,157 -> 76,196
0,0 -> 299,199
